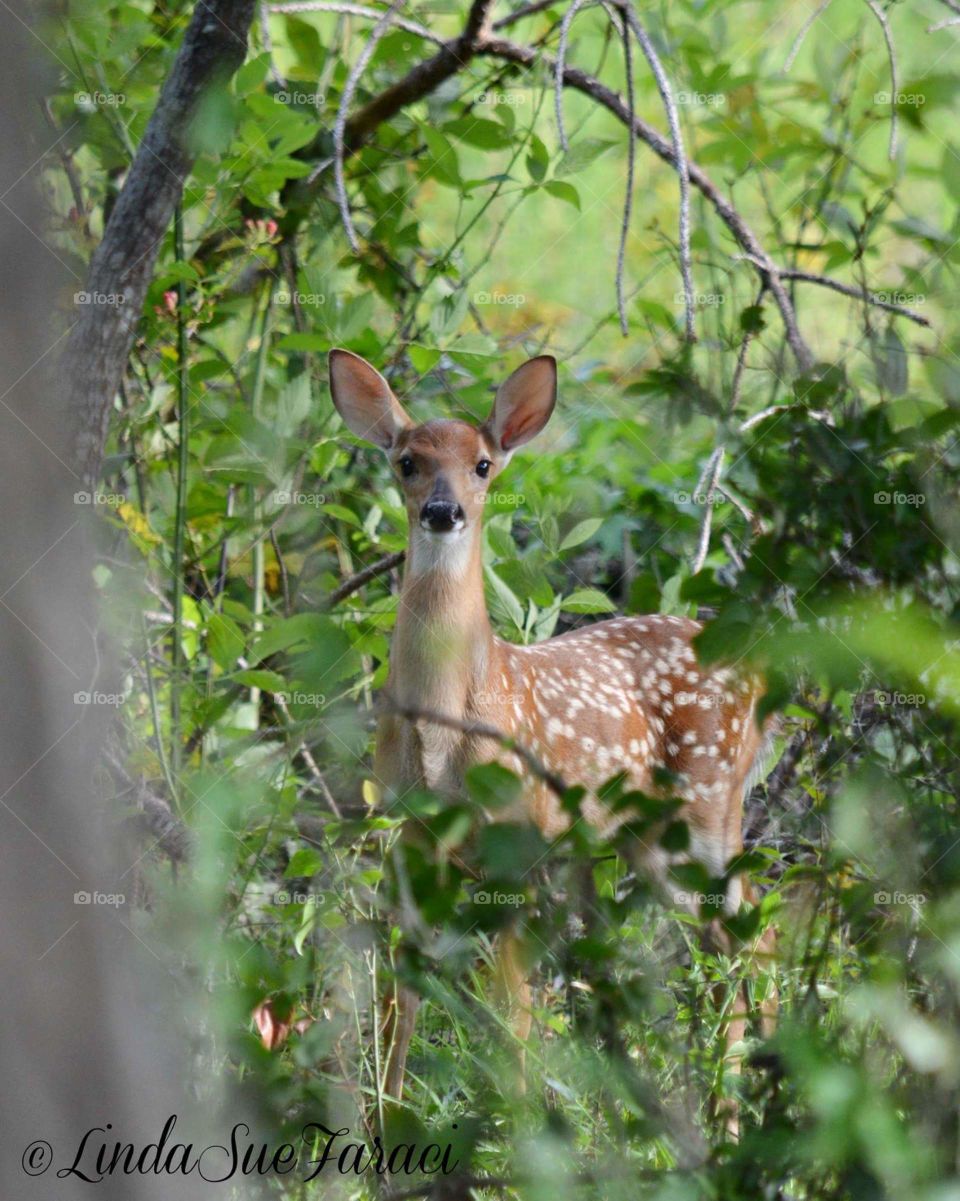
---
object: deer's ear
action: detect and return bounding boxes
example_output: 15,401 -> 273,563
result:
485,356 -> 557,453
328,349 -> 414,449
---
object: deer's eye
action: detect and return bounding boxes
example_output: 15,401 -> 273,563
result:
398,455 -> 415,478
476,459 -> 492,478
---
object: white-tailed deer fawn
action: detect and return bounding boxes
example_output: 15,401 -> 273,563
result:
329,349 -> 775,1121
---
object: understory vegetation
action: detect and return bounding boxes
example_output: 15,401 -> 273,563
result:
47,0 -> 960,1196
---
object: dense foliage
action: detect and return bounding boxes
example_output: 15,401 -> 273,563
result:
47,0 -> 960,1196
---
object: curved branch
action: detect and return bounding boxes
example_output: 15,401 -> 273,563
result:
343,0 -> 495,145
617,3 -> 694,342
334,0 -> 404,250
478,36 -> 815,369
864,0 -> 899,160
732,256 -> 932,327
268,2 -> 445,45
615,8 -> 635,335
555,0 -> 596,152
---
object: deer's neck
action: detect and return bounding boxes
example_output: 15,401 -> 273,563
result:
390,526 -> 493,720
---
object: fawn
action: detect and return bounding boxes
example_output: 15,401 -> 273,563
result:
329,349 -> 776,1118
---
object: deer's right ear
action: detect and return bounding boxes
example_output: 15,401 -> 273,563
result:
328,349 -> 414,449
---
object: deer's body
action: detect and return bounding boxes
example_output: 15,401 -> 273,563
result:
329,350 -> 774,1117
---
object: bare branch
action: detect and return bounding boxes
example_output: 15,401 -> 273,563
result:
555,0 -> 595,153
273,692 -> 342,816
322,550 -> 405,609
615,7 -> 635,336
732,256 -> 932,327
343,0 -> 496,145
782,0 -> 833,72
617,2 -> 694,341
334,0 -> 405,250
691,446 -> 724,574
494,0 -> 561,29
268,1 -> 445,44
479,36 -> 815,369
864,0 -> 899,159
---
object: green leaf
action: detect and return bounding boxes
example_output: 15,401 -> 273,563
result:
233,668 -> 286,692
872,327 -> 908,397
543,180 -> 580,210
421,126 -> 462,187
206,612 -> 244,670
559,517 -> 602,551
556,137 -> 617,176
234,53 -> 270,96
285,848 -> 325,877
485,565 -> 525,631
560,589 -> 616,614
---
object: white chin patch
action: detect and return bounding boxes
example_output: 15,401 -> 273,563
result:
419,520 -> 466,536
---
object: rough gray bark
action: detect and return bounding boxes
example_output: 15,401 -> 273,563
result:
67,0 -> 257,489
0,8 -> 243,1198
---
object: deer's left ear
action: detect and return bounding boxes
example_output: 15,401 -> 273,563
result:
484,355 -> 557,453
328,349 -> 414,449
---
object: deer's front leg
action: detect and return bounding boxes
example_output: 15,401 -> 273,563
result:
495,926 -> 534,1090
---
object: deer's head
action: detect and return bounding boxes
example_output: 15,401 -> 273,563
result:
328,351 -> 557,547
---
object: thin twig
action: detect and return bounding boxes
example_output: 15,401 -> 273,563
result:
782,0 -> 834,72
268,2 -> 444,45
323,550 -> 405,609
555,0 -> 595,152
493,0 -> 559,29
864,0 -> 898,160
334,0 -> 405,250
617,2 -> 694,341
480,38 -> 809,360
274,692 -> 342,816
731,256 -> 931,326
259,1 -> 284,85
691,446 -> 724,574
615,7 -> 635,335
728,286 -> 767,413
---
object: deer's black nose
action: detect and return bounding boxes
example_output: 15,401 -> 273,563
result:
420,499 -> 465,532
